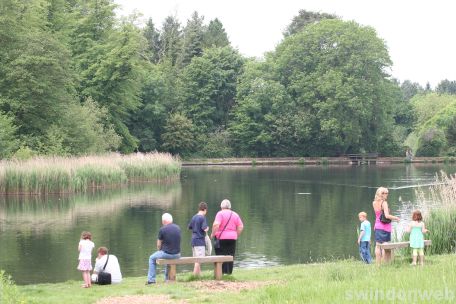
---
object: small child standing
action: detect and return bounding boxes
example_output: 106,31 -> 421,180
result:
357,212 -> 372,264
78,231 -> 95,288
406,210 -> 429,266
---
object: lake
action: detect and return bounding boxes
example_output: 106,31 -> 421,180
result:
0,164 -> 454,285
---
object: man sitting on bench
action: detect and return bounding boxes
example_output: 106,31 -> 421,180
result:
146,213 -> 181,285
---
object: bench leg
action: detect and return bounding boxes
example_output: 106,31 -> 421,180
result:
214,262 -> 222,280
167,265 -> 176,281
383,249 -> 394,263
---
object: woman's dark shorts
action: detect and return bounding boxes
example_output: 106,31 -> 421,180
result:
375,229 -> 391,243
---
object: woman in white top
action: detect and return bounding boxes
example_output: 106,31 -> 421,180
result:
92,247 -> 123,284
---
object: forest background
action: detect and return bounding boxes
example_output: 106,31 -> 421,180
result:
1,0 -> 456,159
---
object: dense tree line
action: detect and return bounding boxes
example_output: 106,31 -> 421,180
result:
0,1 -> 455,159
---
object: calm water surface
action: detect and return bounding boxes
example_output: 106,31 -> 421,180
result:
0,164 -> 454,284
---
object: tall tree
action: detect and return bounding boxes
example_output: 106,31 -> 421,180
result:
177,11 -> 205,68
203,18 -> 230,48
143,18 -> 161,63
436,79 -> 456,95
179,46 -> 244,133
283,10 -> 338,37
159,15 -> 182,65
273,19 -> 397,155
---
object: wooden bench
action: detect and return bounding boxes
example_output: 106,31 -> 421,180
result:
347,153 -> 378,165
156,255 -> 234,280
378,240 -> 432,263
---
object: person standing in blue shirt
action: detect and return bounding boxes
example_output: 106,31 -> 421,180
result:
188,202 -> 209,276
357,211 -> 372,264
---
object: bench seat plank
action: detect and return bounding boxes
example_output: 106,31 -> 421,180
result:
378,240 -> 431,250
156,255 -> 233,265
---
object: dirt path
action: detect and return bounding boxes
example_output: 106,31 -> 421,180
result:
95,280 -> 276,304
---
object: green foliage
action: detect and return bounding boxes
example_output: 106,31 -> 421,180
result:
436,79 -> 456,95
161,113 -> 196,156
284,9 -> 338,37
179,46 -> 244,132
416,128 -> 446,156
427,209 -> 456,254
408,93 -> 456,156
177,11 -> 205,68
196,129 -> 233,158
267,19 -> 395,156
0,270 -> 27,304
0,112 -> 18,159
203,18 -> 230,48
12,146 -> 36,161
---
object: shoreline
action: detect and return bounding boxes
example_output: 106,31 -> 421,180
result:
183,156 -> 454,166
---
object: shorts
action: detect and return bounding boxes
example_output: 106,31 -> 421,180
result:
192,246 -> 206,257
77,259 -> 92,271
375,229 -> 391,244
412,248 -> 424,256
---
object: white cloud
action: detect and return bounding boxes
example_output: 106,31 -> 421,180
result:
115,0 -> 456,87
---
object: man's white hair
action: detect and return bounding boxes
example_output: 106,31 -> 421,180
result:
162,213 -> 173,223
220,199 -> 231,209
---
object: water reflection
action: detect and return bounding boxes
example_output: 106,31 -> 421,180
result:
1,164 -> 455,285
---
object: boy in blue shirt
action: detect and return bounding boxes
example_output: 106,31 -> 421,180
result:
357,211 -> 372,264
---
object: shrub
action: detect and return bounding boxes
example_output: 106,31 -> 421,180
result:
416,128 -> 446,156
0,270 -> 27,304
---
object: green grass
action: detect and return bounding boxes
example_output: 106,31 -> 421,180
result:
426,209 -> 456,254
14,254 -> 456,304
0,153 -> 181,194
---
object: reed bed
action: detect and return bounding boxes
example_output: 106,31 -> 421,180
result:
415,171 -> 456,254
0,153 -> 181,194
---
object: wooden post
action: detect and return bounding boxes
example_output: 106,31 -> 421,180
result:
214,262 -> 223,280
383,249 -> 393,263
167,265 -> 176,281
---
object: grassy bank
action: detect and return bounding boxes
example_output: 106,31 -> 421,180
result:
12,254 -> 456,304
0,153 -> 181,194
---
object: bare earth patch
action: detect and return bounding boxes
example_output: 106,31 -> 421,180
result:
96,295 -> 188,304
189,280 -> 276,292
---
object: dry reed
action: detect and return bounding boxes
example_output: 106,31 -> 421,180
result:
0,153 -> 181,194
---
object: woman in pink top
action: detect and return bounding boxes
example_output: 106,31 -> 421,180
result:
211,199 -> 244,274
372,187 -> 400,265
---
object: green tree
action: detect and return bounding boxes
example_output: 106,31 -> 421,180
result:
401,80 -> 424,101
203,18 -> 230,48
129,62 -> 180,151
179,46 -> 244,133
436,79 -> 456,95
273,19 -> 396,155
177,11 -> 205,68
0,112 -> 18,158
143,18 -> 161,63
416,128 -> 446,156
159,16 -> 182,65
283,10 -> 338,37
161,113 -> 195,156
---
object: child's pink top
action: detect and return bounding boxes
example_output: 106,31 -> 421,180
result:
214,209 -> 243,240
374,210 -> 392,232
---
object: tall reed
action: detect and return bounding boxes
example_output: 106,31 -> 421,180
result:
0,153 -> 181,194
415,171 -> 456,254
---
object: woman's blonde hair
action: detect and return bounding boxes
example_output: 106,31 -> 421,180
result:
375,187 -> 388,201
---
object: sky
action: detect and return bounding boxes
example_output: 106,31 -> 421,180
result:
115,0 -> 456,87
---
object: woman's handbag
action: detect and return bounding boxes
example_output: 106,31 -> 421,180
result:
96,255 -> 112,285
205,234 -> 212,255
380,202 -> 392,224
213,212 -> 233,250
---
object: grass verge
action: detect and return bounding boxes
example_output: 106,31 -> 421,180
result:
15,254 -> 456,304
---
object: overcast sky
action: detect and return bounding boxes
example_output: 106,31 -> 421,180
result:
116,0 -> 455,87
